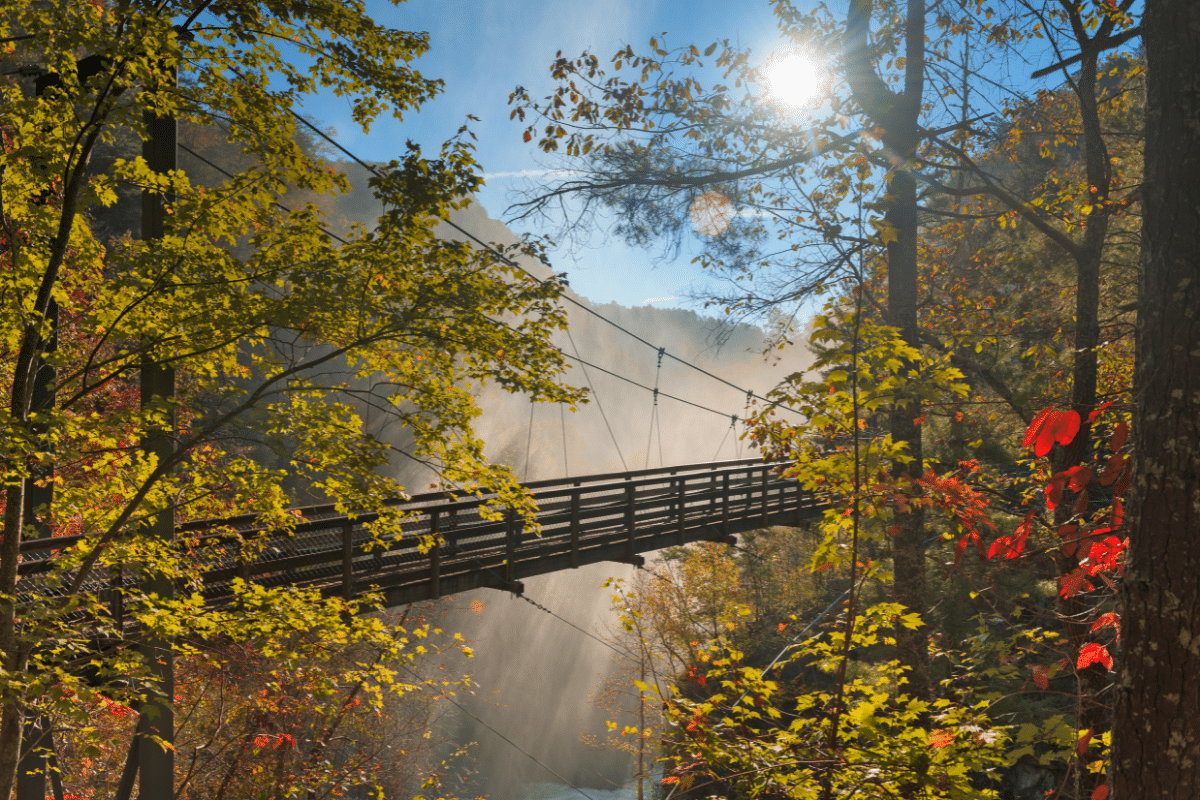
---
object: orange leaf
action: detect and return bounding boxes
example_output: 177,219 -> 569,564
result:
928,729 -> 954,749
1030,663 -> 1049,690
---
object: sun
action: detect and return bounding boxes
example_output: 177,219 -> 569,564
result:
765,53 -> 822,108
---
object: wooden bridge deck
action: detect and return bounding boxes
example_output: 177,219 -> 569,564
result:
17,458 -> 822,609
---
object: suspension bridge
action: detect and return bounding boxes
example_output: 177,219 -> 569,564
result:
14,62 -> 824,799
15,455 -> 823,800
18,458 -> 822,614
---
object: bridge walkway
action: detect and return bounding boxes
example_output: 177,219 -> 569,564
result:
17,458 -> 821,612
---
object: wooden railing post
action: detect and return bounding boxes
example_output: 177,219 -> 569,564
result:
710,469 -> 718,517
625,482 -> 636,561
570,491 -> 580,569
505,508 -> 516,586
761,468 -> 769,526
676,478 -> 686,546
342,520 -> 354,601
429,510 -> 441,600
721,473 -> 730,539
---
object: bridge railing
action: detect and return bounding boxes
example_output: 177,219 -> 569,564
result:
16,458 -> 823,609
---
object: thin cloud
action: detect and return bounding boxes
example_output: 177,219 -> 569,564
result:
641,296 -> 678,305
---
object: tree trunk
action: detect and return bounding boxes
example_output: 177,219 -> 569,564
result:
1112,1 -> 1200,796
1052,47 -> 1113,800
878,0 -> 930,703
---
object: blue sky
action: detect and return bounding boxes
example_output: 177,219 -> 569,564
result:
294,0 -> 795,311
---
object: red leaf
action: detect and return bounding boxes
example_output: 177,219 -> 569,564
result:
1112,461 -> 1133,496
522,130 -> 532,143
1030,663 -> 1049,690
1024,407 -> 1056,450
1060,567 -> 1090,598
1068,466 -> 1093,491
1077,642 -> 1114,671
1092,786 -> 1109,800
1085,536 -> 1126,574
989,527 -> 1029,561
1099,453 -> 1124,486
1058,524 -> 1081,558
1055,410 -> 1081,446
987,537 -> 1010,560
1046,473 -> 1069,510
1035,410 -> 1062,457
1077,728 -> 1094,755
1073,488 -> 1090,517
1087,401 -> 1115,423
1091,612 -> 1120,641
1110,420 -> 1129,451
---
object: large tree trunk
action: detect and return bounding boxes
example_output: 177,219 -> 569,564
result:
845,0 -> 931,702
1111,0 -> 1200,796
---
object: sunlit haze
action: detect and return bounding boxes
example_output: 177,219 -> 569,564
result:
765,52 -> 822,108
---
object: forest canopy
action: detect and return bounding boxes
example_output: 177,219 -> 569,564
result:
0,0 -> 584,795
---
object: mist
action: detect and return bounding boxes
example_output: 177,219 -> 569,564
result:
400,201 -> 814,799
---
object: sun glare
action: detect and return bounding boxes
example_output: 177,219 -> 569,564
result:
766,53 -> 821,108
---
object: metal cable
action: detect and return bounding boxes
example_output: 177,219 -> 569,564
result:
281,111 -> 803,419
564,328 -> 627,471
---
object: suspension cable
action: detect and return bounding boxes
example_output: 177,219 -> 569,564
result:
279,109 -> 803,419
644,347 -> 665,469
523,399 -> 535,482
712,415 -> 737,462
565,328 -> 627,471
